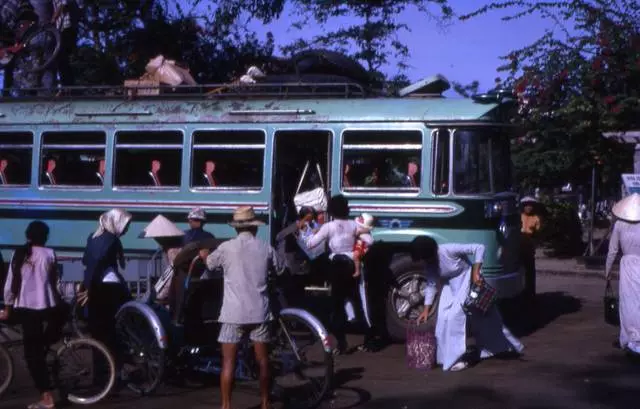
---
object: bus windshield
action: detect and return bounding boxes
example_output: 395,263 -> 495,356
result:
434,128 -> 512,195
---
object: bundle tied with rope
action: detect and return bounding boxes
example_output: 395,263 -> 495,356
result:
125,55 -> 197,96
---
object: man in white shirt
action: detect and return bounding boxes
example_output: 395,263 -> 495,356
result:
199,206 -> 284,409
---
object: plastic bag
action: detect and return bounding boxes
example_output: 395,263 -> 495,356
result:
293,161 -> 328,212
406,325 -> 436,370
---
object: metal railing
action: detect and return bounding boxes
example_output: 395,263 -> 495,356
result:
0,81 -> 371,102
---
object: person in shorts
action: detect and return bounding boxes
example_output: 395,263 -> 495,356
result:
199,206 -> 285,409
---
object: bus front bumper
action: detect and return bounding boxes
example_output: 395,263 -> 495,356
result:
483,267 -> 525,299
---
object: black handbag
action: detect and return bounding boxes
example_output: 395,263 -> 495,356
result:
604,279 -> 620,327
463,277 -> 498,315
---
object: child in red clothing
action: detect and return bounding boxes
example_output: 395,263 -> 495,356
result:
353,213 -> 374,278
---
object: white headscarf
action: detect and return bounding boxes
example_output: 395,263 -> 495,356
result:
93,208 -> 133,238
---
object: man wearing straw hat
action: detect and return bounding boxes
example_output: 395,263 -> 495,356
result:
198,206 -> 284,409
605,193 -> 640,355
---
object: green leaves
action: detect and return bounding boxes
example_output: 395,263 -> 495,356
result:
72,0 -> 278,85
464,0 -> 640,191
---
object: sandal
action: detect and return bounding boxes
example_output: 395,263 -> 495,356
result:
356,343 -> 374,353
450,361 -> 469,372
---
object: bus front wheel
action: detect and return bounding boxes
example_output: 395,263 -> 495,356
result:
385,256 -> 438,342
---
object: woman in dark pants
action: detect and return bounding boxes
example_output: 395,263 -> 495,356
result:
81,209 -> 133,355
305,195 -> 373,354
1,221 -> 66,409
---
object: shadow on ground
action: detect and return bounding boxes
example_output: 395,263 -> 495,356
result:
501,291 -> 582,337
318,367 -> 371,409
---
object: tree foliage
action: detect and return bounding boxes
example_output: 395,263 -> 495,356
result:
72,0 -> 279,85
451,80 -> 480,98
461,1 -> 639,193
282,0 -> 454,84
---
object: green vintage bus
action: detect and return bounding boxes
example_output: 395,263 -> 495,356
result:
0,78 -> 523,340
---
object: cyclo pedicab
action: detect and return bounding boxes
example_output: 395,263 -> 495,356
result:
112,215 -> 334,409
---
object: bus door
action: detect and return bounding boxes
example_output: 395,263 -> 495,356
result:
271,129 -> 332,293
271,129 -> 332,236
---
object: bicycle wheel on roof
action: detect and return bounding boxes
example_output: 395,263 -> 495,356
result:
16,24 -> 60,73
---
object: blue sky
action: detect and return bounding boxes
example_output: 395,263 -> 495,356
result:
214,1 -> 559,96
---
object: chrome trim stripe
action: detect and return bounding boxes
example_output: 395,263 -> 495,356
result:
115,144 -> 182,149
193,144 -> 265,149
0,198 -> 268,211
43,144 -> 105,149
229,109 -> 316,115
0,198 -> 455,214
351,203 -> 458,214
343,144 -> 422,150
76,112 -> 153,117
0,144 -> 32,148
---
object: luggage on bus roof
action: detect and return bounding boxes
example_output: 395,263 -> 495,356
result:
256,49 -> 376,90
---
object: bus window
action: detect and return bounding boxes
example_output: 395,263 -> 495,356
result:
114,131 -> 183,188
453,129 -> 491,194
342,130 -> 422,191
191,130 -> 265,190
432,129 -> 450,195
0,132 -> 32,186
492,131 -> 513,192
40,132 -> 105,187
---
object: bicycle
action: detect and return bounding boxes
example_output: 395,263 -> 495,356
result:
0,318 -> 116,405
0,22 -> 60,73
114,246 -> 334,409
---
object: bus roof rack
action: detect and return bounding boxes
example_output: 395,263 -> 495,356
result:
398,75 -> 450,98
472,88 -> 516,104
0,81 -> 374,101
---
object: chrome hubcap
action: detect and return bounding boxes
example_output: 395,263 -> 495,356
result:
392,273 -> 427,321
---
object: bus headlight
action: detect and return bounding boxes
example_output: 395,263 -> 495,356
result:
485,198 -> 516,218
484,200 -> 505,218
499,220 -> 508,238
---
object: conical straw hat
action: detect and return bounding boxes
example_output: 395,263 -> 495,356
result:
139,215 -> 185,238
612,193 -> 640,223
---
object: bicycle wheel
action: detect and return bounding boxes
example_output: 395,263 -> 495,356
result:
115,304 -> 166,395
0,343 -> 14,398
271,312 -> 333,409
53,337 -> 116,405
16,24 -> 60,73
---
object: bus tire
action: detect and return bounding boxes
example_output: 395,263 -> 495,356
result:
385,255 -> 437,342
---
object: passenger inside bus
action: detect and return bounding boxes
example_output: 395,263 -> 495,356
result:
406,160 -> 419,187
203,160 -> 217,187
149,159 -> 162,186
44,158 -> 57,185
0,158 -> 8,184
343,153 -> 421,189
96,158 -> 105,185
343,164 -> 351,188
364,168 -> 379,186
